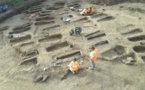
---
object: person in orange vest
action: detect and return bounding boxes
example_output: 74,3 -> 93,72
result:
61,58 -> 79,80
89,47 -> 98,69
81,8 -> 88,15
68,58 -> 79,74
89,7 -> 95,15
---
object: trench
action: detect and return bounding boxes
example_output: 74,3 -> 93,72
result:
35,16 -> 55,21
43,25 -> 60,31
116,24 -> 134,32
87,33 -> 106,40
121,28 -> 142,35
13,23 -> 32,31
85,30 -> 101,37
39,13 -> 51,16
91,13 -> 107,18
133,46 -> 145,53
56,51 -> 81,60
128,35 -> 145,42
46,41 -> 68,52
47,6 -> 64,10
93,40 -> 109,47
97,16 -> 114,22
20,41 -> 34,47
9,27 -> 30,34
73,17 -> 88,23
38,34 -> 62,42
21,49 -> 39,57
20,56 -> 37,65
54,1 -> 65,6
9,35 -> 31,44
35,21 -> 55,26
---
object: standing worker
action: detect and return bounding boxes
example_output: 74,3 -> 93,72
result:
61,58 -> 79,80
89,47 -> 98,69
89,7 -> 95,15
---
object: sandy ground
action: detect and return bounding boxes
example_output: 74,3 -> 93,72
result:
0,0 -> 145,90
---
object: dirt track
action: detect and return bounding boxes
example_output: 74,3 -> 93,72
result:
0,0 -> 145,90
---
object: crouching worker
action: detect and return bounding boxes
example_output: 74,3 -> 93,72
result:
61,58 -> 79,80
80,8 -> 88,16
68,58 -> 79,74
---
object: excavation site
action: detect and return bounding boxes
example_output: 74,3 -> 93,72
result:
0,0 -> 145,90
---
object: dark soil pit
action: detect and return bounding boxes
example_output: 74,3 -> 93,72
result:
35,16 -> 55,21
9,27 -> 31,34
67,2 -> 81,8
35,21 -> 55,26
91,13 -> 107,18
117,24 -> 134,32
56,51 -> 81,60
41,10 -> 52,13
0,26 -> 9,32
121,28 -> 142,35
128,35 -> 145,42
20,56 -> 37,65
54,1 -> 65,6
47,6 -> 63,10
85,30 -> 101,37
59,11 -> 71,15
87,33 -> 106,40
101,45 -> 126,59
133,46 -> 145,53
97,16 -> 114,22
39,13 -> 51,16
21,49 -> 39,57
46,41 -> 68,52
43,25 -> 60,31
73,17 -> 88,23
69,4 -> 80,8
13,23 -> 32,31
81,20 -> 92,23
93,40 -> 109,47
20,41 -> 34,47
38,34 -> 62,42
9,35 -> 31,44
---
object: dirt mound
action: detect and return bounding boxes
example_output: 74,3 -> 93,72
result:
92,0 -> 145,5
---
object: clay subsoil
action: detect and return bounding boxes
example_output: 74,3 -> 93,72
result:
0,0 -> 145,90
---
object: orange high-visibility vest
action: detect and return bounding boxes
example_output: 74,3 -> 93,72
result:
90,8 -> 95,13
90,50 -> 97,61
69,61 -> 79,71
82,9 -> 88,14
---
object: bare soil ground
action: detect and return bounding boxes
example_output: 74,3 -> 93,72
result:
0,0 -> 145,90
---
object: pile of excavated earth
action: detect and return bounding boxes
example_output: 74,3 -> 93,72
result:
0,0 -> 145,90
